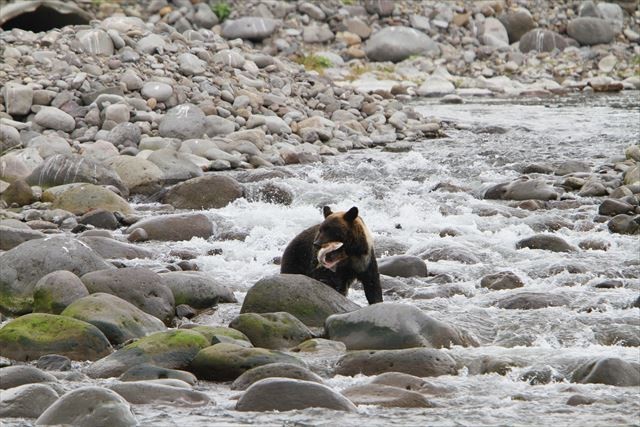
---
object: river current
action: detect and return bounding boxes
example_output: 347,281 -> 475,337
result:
10,94 -> 640,426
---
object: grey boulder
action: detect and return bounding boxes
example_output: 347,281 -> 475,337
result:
365,26 -> 439,62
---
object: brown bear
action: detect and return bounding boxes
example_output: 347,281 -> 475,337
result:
280,206 -> 382,304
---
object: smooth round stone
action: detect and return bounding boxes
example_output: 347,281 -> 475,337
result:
34,107 -> 75,132
141,82 -> 173,102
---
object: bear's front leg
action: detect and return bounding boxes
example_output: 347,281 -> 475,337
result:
358,259 -> 382,304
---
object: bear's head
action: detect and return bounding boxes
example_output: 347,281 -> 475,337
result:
313,206 -> 373,271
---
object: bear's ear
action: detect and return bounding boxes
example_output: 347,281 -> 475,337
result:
344,206 -> 359,222
323,206 -> 333,218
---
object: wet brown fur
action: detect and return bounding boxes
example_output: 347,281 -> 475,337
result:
280,206 -> 382,304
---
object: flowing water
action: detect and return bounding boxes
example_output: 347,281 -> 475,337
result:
9,93 -> 640,426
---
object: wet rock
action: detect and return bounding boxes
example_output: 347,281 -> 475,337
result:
0,365 -> 57,389
126,213 -> 214,241
79,236 -> 153,260
33,270 -> 89,315
567,17 -> 615,45
0,383 -> 59,419
80,267 -> 175,325
119,364 -> 197,385
292,338 -> 346,353
109,381 -> 210,405
161,271 -> 236,308
162,174 -> 244,210
607,214 -> 640,235
519,365 -> 564,385
36,354 -> 72,371
27,154 -> 127,195
566,394 -> 597,406
33,107 -> 75,132
35,386 -> 137,427
252,182 -> 294,205
495,292 -> 570,310
147,149 -> 204,184
365,26 -> 438,62
521,29 -> 568,53
222,17 -> 280,41
480,271 -> 525,290
342,383 -> 434,408
191,343 -> 305,381
578,238 -> 611,251
499,8 -> 535,43
572,357 -> 640,386
336,348 -> 457,377
599,199 -> 634,216
326,303 -> 476,350
86,330 -> 209,378
0,225 -> 45,251
231,362 -> 323,391
241,274 -> 360,327
236,378 -> 356,412
377,255 -> 428,277
229,312 -> 314,349
49,183 -> 132,215
0,236 -> 112,315
105,156 -> 164,195
158,104 -> 207,140
500,179 -> 558,201
369,372 -> 445,393
516,234 -> 577,252
0,313 -> 112,362
78,209 -> 119,230
62,293 -> 166,346
418,245 -> 480,264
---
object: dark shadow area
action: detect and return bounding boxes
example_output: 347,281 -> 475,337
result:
1,5 -> 89,32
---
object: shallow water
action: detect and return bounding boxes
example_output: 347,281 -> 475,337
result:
7,93 -> 640,426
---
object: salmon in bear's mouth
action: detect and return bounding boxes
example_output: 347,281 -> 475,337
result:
318,241 -> 347,272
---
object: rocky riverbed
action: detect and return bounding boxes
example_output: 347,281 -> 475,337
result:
1,0 -> 639,426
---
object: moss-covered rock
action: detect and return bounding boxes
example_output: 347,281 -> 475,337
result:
190,343 -> 306,381
33,270 -> 89,315
85,330 -> 209,378
183,325 -> 250,345
229,312 -> 313,349
241,274 -> 360,327
0,313 -> 112,362
61,293 -> 166,346
0,236 -> 112,316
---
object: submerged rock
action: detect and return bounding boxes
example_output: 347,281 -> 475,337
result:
572,357 -> 640,386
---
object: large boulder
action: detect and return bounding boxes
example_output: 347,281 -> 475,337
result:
50,183 -> 133,215
0,313 -> 112,361
231,363 -> 324,391
162,174 -> 244,210
35,386 -> 137,427
235,378 -> 357,412
567,17 -> 615,45
62,293 -> 166,346
229,312 -> 314,349
364,26 -> 439,62
325,303 -> 477,350
519,29 -> 568,53
161,271 -> 237,309
190,343 -> 306,381
0,383 -> 59,419
0,365 -> 58,389
572,357 -> 640,386
105,156 -> 164,195
158,104 -> 207,140
125,213 -> 214,241
335,348 -> 457,377
80,267 -> 175,325
33,270 -> 90,314
221,17 -> 280,41
0,237 -> 113,315
240,274 -> 360,327
85,329 -> 210,378
146,149 -> 203,184
27,154 -> 127,195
